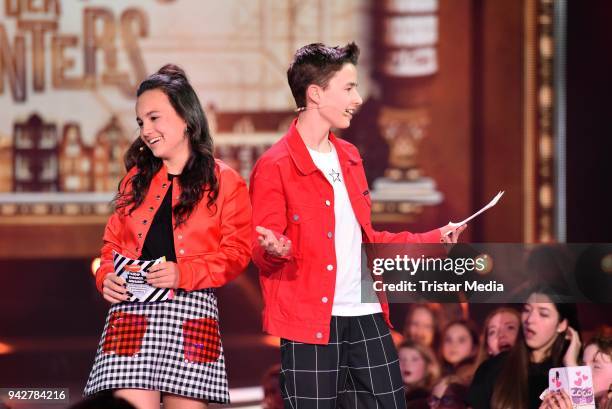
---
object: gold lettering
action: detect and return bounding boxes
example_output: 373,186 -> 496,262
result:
52,34 -> 85,89
119,8 -> 148,96
17,19 -> 57,91
83,7 -> 121,85
0,24 -> 26,102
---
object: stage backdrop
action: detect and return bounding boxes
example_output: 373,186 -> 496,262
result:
0,0 -> 553,258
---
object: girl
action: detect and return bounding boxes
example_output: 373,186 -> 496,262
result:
404,304 -> 442,349
476,307 -> 520,366
84,65 -> 252,409
440,320 -> 480,381
468,287 -> 581,409
399,340 -> 441,397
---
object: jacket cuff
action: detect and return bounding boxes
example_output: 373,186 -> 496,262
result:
420,228 -> 443,243
177,262 -> 193,291
263,249 -> 292,263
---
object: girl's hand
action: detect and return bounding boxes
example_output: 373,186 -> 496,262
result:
563,326 -> 582,367
147,261 -> 181,289
102,273 -> 129,304
539,390 -> 573,409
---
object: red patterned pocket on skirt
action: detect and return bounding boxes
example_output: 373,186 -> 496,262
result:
102,311 -> 148,356
182,318 -> 221,363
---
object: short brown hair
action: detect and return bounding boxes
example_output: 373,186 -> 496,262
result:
287,42 -> 360,108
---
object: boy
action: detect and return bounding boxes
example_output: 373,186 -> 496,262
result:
250,42 -> 464,409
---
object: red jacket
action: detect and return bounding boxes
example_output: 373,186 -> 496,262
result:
95,159 -> 252,293
250,119 -> 441,344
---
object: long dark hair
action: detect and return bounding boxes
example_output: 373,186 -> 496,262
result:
490,286 -> 580,409
115,64 -> 218,226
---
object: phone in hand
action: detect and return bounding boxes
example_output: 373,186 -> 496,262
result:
548,366 -> 595,408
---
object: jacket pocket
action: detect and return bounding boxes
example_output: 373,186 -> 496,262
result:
286,205 -> 318,256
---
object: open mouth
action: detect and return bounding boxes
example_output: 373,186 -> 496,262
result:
498,342 -> 511,351
524,328 -> 536,338
147,136 -> 162,145
344,108 -> 355,118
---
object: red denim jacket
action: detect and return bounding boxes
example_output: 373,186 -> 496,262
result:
95,160 -> 252,293
249,119 -> 441,344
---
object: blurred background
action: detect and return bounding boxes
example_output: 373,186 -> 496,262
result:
0,0 -> 610,407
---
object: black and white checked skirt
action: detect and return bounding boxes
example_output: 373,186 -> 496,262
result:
84,289 -> 229,403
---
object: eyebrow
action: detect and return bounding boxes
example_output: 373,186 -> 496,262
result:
136,110 -> 160,121
346,82 -> 358,87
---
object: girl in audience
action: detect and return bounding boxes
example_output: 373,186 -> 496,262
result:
476,307 -> 520,366
440,320 -> 480,382
468,287 -> 581,409
399,339 -> 441,400
403,304 -> 442,349
587,332 -> 611,408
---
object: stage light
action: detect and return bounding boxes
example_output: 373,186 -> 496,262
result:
91,257 -> 100,275
601,254 -> 612,274
0,341 -> 14,355
476,253 -> 493,275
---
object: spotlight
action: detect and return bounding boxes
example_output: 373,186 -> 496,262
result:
91,257 -> 101,275
601,254 -> 612,274
476,253 -> 493,275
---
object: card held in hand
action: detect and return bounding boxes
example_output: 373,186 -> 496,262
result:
113,250 -> 174,302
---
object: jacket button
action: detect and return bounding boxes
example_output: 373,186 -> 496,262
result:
327,232 -> 333,239
178,234 -> 183,240
315,332 -> 323,339
137,233 -> 143,238
142,219 -> 148,225
321,297 -> 328,303
326,264 -> 333,271
135,246 -> 139,252
162,183 -> 167,188
179,249 -> 185,255
156,195 -> 161,200
149,206 -> 154,211
292,214 -> 299,221
325,200 -> 331,206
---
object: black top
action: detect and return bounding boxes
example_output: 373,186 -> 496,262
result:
141,174 -> 177,262
468,351 -> 553,409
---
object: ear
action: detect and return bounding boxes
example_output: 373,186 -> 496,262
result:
306,84 -> 322,106
557,318 -> 569,333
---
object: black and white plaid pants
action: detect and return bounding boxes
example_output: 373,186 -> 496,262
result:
280,313 -> 406,409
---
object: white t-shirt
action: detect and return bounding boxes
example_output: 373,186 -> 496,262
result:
307,143 -> 382,316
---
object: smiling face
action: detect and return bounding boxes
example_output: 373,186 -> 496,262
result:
398,347 -> 428,386
486,311 -> 520,356
136,88 -> 191,169
310,63 -> 362,129
442,324 -> 474,366
521,293 -> 567,353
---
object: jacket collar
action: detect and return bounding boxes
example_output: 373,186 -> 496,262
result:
285,118 -> 361,175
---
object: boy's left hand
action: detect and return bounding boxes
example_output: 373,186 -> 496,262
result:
439,224 -> 468,244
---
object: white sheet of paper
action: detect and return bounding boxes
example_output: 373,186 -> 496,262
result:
444,191 -> 504,236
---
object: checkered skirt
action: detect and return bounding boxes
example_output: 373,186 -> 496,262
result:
83,289 -> 229,403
